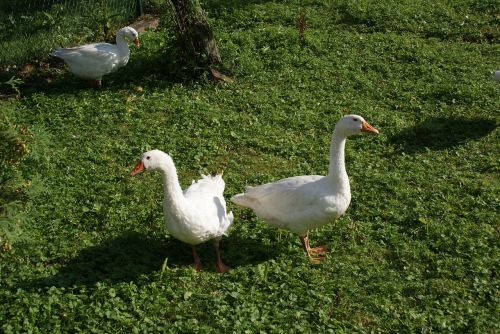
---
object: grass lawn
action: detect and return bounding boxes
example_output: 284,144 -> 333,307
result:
1,0 -> 499,332
0,0 -> 138,65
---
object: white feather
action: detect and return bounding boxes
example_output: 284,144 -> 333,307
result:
231,114 -> 378,238
50,27 -> 138,82
138,150 -> 233,245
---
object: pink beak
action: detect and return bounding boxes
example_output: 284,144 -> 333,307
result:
130,160 -> 144,176
361,120 -> 379,134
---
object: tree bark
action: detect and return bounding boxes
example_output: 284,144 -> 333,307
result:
168,0 -> 221,68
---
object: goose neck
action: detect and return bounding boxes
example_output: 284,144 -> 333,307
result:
115,31 -> 130,55
158,162 -> 185,208
327,130 -> 349,191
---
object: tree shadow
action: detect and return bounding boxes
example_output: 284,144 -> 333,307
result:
19,50 -> 177,97
18,39 -> 208,97
389,117 -> 497,154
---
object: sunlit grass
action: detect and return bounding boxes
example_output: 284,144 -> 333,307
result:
1,0 -> 499,332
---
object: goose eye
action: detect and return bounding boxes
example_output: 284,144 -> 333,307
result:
146,156 -> 150,160
353,118 -> 358,122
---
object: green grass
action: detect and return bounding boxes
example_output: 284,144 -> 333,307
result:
0,0 -> 138,65
1,0 -> 499,332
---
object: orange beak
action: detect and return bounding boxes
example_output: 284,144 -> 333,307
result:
133,38 -> 140,48
130,160 -> 145,176
361,120 -> 379,134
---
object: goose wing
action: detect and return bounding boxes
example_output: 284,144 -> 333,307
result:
183,174 -> 233,234
50,43 -> 120,76
231,175 -> 329,229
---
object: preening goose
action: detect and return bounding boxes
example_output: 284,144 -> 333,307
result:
231,115 -> 379,263
50,26 -> 140,87
131,150 -> 233,273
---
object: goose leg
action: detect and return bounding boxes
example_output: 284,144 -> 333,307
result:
305,232 -> 328,255
191,245 -> 202,271
90,79 -> 102,88
300,233 -> 326,263
213,238 -> 230,273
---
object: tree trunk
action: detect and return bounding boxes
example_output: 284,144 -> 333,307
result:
168,0 -> 221,68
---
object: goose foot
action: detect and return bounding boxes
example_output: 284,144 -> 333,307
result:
215,261 -> 231,273
310,245 -> 328,255
300,234 -> 327,264
308,254 -> 325,264
192,262 -> 202,271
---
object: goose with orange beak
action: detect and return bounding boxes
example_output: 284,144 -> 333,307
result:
231,115 -> 379,263
50,26 -> 140,87
131,150 -> 233,273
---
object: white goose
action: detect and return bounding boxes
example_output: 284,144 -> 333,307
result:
131,150 -> 233,273
50,26 -> 140,87
494,70 -> 500,81
231,115 -> 379,263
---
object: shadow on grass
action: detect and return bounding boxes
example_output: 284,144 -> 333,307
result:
19,51 -> 177,96
389,117 -> 496,154
28,230 -> 275,288
18,42 -> 210,97
223,232 -> 282,268
30,232 -> 181,288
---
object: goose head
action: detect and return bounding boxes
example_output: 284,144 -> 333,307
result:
118,26 -> 140,47
335,114 -> 379,137
130,149 -> 172,176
